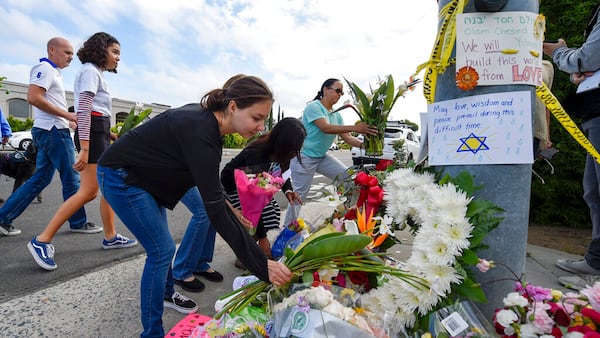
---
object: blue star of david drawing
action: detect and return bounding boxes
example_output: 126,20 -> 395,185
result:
456,132 -> 489,154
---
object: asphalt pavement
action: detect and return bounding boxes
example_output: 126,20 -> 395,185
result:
0,150 -> 589,337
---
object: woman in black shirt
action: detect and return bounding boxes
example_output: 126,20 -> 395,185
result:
97,75 -> 292,338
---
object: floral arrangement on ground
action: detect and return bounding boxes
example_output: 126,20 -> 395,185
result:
188,160 -> 504,337
492,263 -> 600,338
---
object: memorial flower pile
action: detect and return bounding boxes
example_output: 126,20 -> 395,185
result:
191,163 -> 503,337
493,278 -> 600,337
328,168 -> 504,334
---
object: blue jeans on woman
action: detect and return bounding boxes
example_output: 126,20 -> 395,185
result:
0,127 -> 87,227
172,187 -> 216,281
582,117 -> 600,269
97,165 -> 176,338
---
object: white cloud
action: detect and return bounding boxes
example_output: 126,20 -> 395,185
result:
0,0 -> 439,130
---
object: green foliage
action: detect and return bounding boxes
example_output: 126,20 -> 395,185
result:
7,116 -> 33,131
345,75 -> 404,128
398,119 -> 419,132
222,133 -> 247,148
0,76 -> 8,94
530,1 -> 597,228
117,105 -> 153,137
110,122 -> 123,134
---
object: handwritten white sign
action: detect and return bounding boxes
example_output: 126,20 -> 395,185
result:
456,11 -> 543,86
428,91 -> 533,165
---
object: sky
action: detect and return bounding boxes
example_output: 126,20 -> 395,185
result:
0,0 -> 439,132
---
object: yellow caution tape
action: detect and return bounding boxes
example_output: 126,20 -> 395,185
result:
418,2 -> 599,162
414,0 -> 467,104
536,83 -> 600,164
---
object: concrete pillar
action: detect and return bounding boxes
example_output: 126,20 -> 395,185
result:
434,0 -> 538,318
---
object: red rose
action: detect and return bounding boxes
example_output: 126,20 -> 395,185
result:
375,159 -> 394,171
348,271 -> 370,290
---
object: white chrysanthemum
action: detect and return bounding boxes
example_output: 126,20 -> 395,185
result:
416,287 -> 445,315
421,204 -> 469,230
420,263 -> 462,294
394,311 -> 417,332
406,248 -> 430,268
391,286 -> 421,315
441,221 -> 473,250
365,168 -> 479,331
362,287 -> 396,311
430,183 -> 472,210
417,236 -> 458,265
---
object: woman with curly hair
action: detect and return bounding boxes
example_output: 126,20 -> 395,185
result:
28,32 -> 137,271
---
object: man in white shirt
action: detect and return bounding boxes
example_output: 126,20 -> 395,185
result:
0,37 -> 101,236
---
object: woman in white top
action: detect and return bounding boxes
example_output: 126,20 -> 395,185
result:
28,32 -> 137,271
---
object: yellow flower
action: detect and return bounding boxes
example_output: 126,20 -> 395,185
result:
354,306 -> 366,315
550,289 -> 563,301
297,217 -> 307,230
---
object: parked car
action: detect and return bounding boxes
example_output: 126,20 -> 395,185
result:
7,129 -> 75,151
8,130 -> 33,151
350,127 -> 420,166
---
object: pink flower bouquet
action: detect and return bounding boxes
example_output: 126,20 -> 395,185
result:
492,281 -> 600,337
234,169 -> 284,235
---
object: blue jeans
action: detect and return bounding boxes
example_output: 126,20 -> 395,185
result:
582,117 -> 600,268
172,187 -> 216,281
97,166 -> 176,338
0,127 -> 86,227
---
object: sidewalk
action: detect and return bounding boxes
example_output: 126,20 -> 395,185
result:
0,201 -> 587,337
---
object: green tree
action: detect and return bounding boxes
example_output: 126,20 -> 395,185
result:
531,1 -> 597,227
0,76 -> 8,94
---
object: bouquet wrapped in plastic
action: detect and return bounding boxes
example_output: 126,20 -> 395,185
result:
269,284 -> 378,338
234,169 -> 284,235
270,203 -> 311,259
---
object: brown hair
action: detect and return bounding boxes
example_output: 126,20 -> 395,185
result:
201,75 -> 273,112
77,32 -> 120,73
